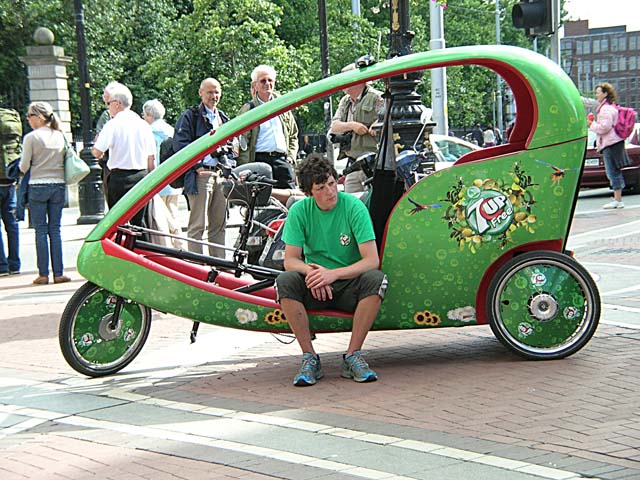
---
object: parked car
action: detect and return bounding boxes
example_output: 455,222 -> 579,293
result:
580,142 -> 640,190
334,133 -> 480,177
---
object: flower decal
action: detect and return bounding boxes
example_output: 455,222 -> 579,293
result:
235,308 -> 257,325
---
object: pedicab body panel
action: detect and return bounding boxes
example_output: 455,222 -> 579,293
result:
63,45 -> 597,376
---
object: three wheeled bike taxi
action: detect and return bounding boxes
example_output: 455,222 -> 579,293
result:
59,45 -> 600,377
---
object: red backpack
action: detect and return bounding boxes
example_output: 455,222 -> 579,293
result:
614,105 -> 637,139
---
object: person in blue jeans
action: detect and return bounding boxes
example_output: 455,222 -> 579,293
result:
19,101 -> 70,285
0,182 -> 20,276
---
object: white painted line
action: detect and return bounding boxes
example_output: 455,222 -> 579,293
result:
0,397 -> 591,480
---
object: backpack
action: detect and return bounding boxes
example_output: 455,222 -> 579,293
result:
0,108 -> 23,181
614,105 -> 637,139
158,136 -> 184,189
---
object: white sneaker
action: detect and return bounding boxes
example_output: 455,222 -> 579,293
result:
603,200 -> 624,209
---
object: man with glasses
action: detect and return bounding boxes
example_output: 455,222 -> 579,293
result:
237,65 -> 298,189
92,82 -> 156,227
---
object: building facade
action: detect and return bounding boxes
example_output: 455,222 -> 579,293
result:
561,20 -> 639,112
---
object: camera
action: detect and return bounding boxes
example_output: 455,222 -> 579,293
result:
329,131 -> 353,149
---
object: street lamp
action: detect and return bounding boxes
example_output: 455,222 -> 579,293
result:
73,0 -> 105,224
369,0 -> 431,247
387,0 -> 431,150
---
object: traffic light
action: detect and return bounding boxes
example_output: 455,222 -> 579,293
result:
512,0 -> 555,37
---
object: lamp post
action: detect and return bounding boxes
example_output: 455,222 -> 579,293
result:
370,0 -> 431,248
73,0 -> 105,224
387,0 -> 432,152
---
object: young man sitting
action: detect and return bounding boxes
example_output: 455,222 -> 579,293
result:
275,153 -> 388,386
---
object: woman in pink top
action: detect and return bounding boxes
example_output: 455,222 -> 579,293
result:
588,82 -> 629,209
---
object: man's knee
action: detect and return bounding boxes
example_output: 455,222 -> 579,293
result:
276,270 -> 306,302
359,270 -> 387,301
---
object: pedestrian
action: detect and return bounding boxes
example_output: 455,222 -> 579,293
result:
494,127 -> 503,145
330,63 -> 384,193
237,65 -> 299,189
92,82 -> 156,227
471,123 -> 483,146
588,82 -> 629,209
142,99 -> 184,248
173,78 -> 233,258
19,101 -> 70,285
482,128 -> 496,148
275,153 -> 388,386
0,107 -> 22,277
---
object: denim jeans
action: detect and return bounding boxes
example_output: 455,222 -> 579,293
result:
602,141 -> 626,191
0,184 -> 20,273
28,183 -> 66,277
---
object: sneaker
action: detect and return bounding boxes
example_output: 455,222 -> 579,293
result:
293,352 -> 323,386
603,199 -> 624,209
9,271 -> 20,275
0,272 -> 8,277
341,351 -> 377,383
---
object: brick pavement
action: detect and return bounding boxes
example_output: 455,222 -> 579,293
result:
1,202 -> 640,479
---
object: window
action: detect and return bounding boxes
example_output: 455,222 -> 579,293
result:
593,40 -> 600,54
620,36 -> 627,51
583,40 -> 590,54
601,38 -> 609,51
611,37 -> 618,51
630,36 -> 637,50
619,57 -> 626,71
576,41 -> 583,55
631,56 -> 637,71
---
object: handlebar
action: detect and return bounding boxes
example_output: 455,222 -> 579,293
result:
235,169 -> 279,186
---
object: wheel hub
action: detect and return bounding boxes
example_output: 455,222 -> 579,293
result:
528,292 -> 558,322
98,313 -> 122,340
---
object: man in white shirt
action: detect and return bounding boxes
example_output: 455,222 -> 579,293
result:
92,81 -> 156,227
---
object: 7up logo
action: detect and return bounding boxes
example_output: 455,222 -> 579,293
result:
465,188 -> 514,236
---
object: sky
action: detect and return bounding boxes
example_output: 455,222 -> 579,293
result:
563,0 -> 640,32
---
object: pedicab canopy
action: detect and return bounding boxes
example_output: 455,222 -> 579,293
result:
76,45 -> 588,334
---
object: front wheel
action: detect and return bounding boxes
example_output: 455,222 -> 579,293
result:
59,282 -> 152,377
487,251 -> 600,360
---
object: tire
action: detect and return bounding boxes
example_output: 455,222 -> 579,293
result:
486,251 -> 600,360
59,282 -> 152,377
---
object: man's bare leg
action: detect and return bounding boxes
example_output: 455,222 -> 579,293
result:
346,294 -> 381,356
280,298 -> 315,354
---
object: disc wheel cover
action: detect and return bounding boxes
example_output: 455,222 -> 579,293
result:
490,253 -> 599,357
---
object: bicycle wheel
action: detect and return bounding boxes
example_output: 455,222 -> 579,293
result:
487,251 -> 600,360
59,282 -> 152,377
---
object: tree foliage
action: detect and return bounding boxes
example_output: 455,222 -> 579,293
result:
0,0 -> 562,137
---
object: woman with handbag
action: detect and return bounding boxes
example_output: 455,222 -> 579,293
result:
19,101 -> 71,285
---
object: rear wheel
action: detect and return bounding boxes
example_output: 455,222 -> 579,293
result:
59,282 -> 152,377
487,251 -> 600,360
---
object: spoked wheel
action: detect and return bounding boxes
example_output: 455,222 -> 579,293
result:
487,251 -> 600,360
59,282 -> 152,377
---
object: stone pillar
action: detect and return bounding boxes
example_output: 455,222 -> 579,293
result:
19,27 -> 72,139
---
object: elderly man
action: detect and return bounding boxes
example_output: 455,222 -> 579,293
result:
173,78 -> 232,258
237,65 -> 298,189
330,63 -> 384,193
92,82 -> 156,227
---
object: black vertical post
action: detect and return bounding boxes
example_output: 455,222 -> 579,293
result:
318,0 -> 332,133
73,0 -> 105,224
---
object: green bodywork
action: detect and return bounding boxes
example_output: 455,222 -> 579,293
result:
76,45 -> 587,335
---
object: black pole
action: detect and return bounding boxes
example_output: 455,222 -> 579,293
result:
73,0 -> 105,224
318,0 -> 332,133
369,0 -> 430,247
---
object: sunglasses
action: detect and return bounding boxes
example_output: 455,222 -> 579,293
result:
28,113 -> 39,118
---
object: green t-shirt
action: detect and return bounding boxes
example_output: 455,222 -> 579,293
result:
282,191 -> 376,270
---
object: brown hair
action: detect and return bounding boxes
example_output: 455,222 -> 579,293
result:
296,153 -> 337,195
595,82 -> 618,104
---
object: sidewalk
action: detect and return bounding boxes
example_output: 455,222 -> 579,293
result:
1,201 -> 640,480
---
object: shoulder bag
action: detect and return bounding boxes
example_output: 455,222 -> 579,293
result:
64,136 -> 90,184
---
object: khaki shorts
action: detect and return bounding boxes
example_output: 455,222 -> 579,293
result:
275,269 -> 387,313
